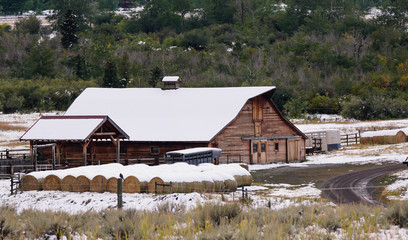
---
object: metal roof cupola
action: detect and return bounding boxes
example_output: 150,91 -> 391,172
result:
162,76 -> 182,90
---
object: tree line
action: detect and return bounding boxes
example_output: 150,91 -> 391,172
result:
0,0 -> 408,120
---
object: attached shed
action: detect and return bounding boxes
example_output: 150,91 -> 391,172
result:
20,116 -> 129,167
360,128 -> 408,145
21,77 -> 307,166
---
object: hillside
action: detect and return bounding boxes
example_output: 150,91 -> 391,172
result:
0,0 -> 408,120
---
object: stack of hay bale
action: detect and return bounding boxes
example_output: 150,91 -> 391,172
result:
21,163 -> 252,194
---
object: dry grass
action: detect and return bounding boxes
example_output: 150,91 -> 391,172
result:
0,122 -> 27,131
1,200 -> 407,239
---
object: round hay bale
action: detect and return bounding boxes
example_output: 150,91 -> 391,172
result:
202,180 -> 215,193
175,182 -> 188,193
148,177 -> 165,193
106,177 -> 118,193
21,175 -> 42,191
123,176 -> 141,193
90,175 -> 108,193
61,175 -> 76,192
213,180 -> 224,192
224,179 -> 237,192
72,175 -> 90,192
241,175 -> 253,186
42,174 -> 61,191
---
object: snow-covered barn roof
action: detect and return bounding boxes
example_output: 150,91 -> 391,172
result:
20,116 -> 129,141
64,87 -> 278,142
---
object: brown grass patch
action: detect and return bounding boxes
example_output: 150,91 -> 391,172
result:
0,122 -> 27,131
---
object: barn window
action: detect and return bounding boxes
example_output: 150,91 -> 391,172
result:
253,143 -> 258,153
261,143 -> 266,152
151,147 -> 159,155
274,143 -> 279,151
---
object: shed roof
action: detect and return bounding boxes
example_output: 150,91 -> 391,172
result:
64,87 -> 278,142
20,116 -> 129,141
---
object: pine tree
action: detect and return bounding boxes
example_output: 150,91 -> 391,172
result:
149,66 -> 162,87
102,60 -> 119,88
60,9 -> 79,49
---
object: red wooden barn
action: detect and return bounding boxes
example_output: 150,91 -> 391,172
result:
21,77 -> 306,167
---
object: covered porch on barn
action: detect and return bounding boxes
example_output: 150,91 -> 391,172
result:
20,115 -> 129,169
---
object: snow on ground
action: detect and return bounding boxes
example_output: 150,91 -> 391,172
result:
0,112 -> 61,149
385,169 -> 408,200
0,179 -> 320,214
2,113 -> 408,213
250,142 -> 408,171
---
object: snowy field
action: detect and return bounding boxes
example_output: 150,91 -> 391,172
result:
1,112 -> 408,214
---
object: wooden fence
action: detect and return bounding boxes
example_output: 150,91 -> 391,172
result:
341,133 -> 360,146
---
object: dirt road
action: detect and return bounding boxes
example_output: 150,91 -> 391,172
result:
321,164 -> 406,205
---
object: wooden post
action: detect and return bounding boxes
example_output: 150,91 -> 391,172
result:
34,148 -> 38,171
30,141 -> 33,165
117,178 -> 123,209
83,144 -> 87,166
116,137 -> 120,163
56,142 -> 61,166
52,145 -> 56,170
285,138 -> 289,163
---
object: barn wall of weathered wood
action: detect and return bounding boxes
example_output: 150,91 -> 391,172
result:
213,95 -> 305,164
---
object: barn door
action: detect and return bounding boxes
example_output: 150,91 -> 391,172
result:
251,141 -> 268,164
288,140 -> 301,161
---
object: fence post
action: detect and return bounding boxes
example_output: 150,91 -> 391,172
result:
241,186 -> 244,200
117,178 -> 123,209
346,135 -> 349,146
355,133 -> 358,144
227,155 -> 229,164
10,176 -> 13,195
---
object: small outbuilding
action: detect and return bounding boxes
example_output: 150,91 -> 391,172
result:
360,128 -> 408,145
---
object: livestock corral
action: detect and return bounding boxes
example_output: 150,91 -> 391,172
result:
21,162 -> 252,194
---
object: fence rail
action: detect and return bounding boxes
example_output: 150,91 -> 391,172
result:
0,148 -> 30,160
341,133 -> 360,146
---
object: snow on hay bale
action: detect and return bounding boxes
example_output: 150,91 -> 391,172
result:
42,168 -> 76,191
217,163 -> 252,187
360,128 -> 408,145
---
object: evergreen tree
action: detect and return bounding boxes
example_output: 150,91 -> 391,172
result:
149,66 -> 162,87
117,53 -> 130,87
102,60 -> 119,88
0,0 -> 26,14
60,9 -> 79,49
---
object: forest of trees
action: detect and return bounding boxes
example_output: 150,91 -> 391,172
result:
0,0 -> 408,120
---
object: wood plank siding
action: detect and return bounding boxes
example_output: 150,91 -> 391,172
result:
212,95 -> 305,164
